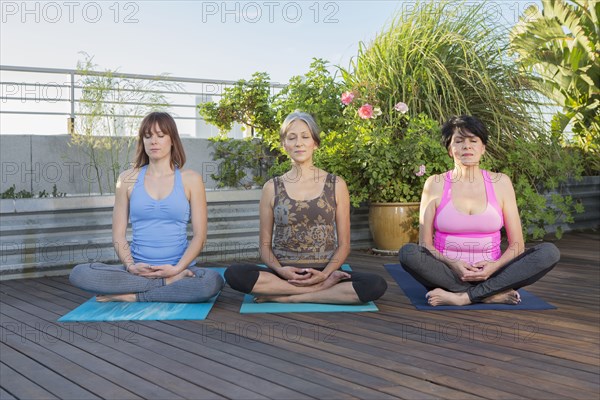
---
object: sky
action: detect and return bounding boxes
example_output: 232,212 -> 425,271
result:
0,0 -> 542,135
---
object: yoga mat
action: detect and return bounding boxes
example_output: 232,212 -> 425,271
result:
384,264 -> 556,311
239,264 -> 379,313
58,268 -> 226,322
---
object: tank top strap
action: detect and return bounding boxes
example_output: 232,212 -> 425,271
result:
174,167 -> 184,194
273,176 -> 284,206
323,173 -> 336,206
434,171 -> 453,231
482,170 -> 503,217
439,171 -> 453,208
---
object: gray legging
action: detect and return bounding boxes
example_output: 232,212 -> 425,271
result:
399,242 -> 560,303
69,263 -> 224,302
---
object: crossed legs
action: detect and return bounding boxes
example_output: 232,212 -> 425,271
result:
399,243 -> 560,306
69,263 -> 224,303
224,264 -> 387,304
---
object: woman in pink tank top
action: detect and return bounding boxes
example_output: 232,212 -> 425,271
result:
399,115 -> 560,306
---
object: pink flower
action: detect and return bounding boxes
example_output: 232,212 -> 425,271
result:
415,165 -> 426,177
358,103 -> 374,119
394,102 -> 409,114
341,91 -> 355,105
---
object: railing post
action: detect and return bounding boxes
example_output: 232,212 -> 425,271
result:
68,71 -> 75,134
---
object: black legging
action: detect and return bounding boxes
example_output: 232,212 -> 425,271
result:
224,264 -> 387,303
399,242 -> 560,302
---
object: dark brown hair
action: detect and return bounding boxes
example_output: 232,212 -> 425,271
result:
133,112 -> 186,169
441,115 -> 489,150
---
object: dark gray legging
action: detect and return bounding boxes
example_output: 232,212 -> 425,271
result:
399,242 -> 560,303
224,263 -> 388,303
69,263 -> 224,302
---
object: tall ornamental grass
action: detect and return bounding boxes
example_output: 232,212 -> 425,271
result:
341,0 -> 546,160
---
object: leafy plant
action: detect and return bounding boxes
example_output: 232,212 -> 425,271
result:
510,0 -> 600,173
198,72 -> 278,138
208,137 -> 276,188
318,94 -> 452,206
268,59 -> 344,148
1,184 -> 65,199
198,59 -> 344,188
70,52 -> 177,194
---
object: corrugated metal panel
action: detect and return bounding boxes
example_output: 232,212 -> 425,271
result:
0,190 -> 373,279
3,178 -> 596,279
544,176 -> 600,234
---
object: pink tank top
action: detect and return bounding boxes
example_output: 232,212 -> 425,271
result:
433,170 -> 503,264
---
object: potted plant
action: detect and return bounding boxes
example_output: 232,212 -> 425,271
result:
317,92 -> 452,253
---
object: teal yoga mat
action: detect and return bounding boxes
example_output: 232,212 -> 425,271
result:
58,268 -> 225,322
239,264 -> 379,314
385,264 -> 556,311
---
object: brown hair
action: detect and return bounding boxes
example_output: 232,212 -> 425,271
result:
133,112 -> 186,169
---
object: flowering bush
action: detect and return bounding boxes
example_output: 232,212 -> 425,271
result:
316,92 -> 452,207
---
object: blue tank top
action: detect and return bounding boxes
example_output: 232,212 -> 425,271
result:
129,166 -> 193,266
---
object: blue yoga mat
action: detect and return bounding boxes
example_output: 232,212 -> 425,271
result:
58,268 -> 226,322
239,264 -> 379,314
385,264 -> 556,310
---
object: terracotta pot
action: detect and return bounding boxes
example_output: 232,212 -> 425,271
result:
368,202 -> 419,253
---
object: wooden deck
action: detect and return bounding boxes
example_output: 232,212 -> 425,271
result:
1,231 -> 598,400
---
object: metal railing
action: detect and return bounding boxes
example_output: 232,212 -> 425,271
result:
0,65 -> 285,136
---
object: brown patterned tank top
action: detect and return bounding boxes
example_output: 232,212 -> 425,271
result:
272,173 -> 337,269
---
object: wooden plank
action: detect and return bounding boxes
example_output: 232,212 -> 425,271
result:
0,321 -> 141,400
0,343 -> 99,400
0,284 -> 327,400
0,303 -> 186,400
191,294 -> 525,400
39,277 -> 402,399
276,311 -> 599,395
0,230 -> 597,400
0,386 -> 17,400
18,279 -> 381,400
0,362 -> 58,400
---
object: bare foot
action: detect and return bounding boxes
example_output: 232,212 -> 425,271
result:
165,269 -> 194,285
482,290 -> 521,305
426,288 -> 470,306
316,270 -> 351,291
253,295 -> 291,303
96,293 -> 136,302
253,271 -> 351,303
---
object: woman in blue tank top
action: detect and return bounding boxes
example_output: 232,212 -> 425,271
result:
69,112 -> 224,302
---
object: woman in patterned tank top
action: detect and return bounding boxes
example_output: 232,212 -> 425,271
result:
225,112 -> 387,304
